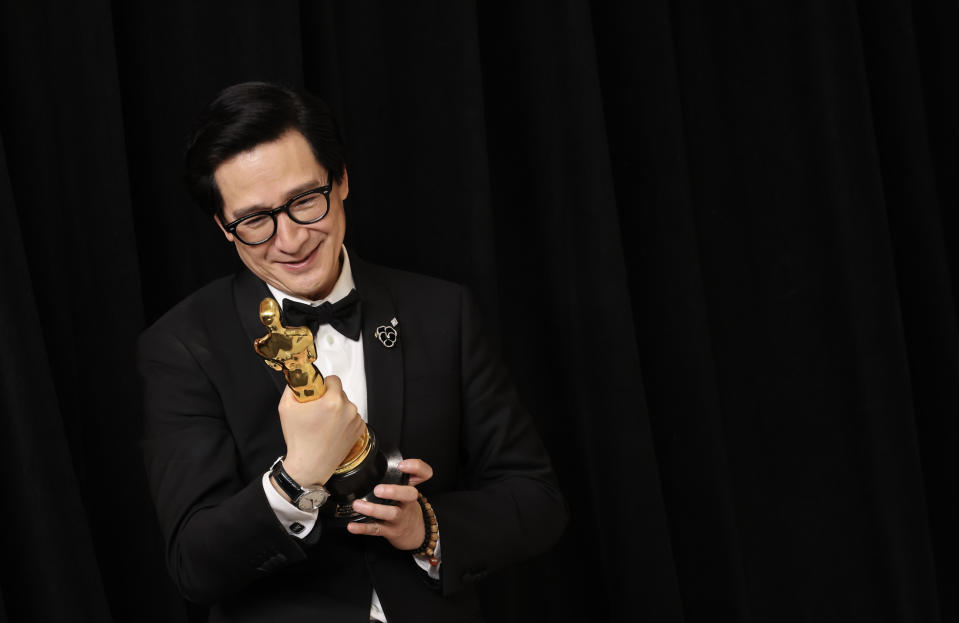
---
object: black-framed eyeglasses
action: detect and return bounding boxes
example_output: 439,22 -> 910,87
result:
223,184 -> 332,245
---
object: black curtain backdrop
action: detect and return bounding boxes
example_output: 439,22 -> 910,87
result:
0,1 -> 955,621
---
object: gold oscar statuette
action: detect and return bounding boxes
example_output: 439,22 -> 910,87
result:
253,297 -> 406,522
254,298 -> 372,473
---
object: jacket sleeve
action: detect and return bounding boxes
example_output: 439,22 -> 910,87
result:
429,288 -> 568,595
137,327 -> 309,604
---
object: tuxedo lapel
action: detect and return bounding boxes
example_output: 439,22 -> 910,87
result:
233,268 -> 287,396
351,255 -> 405,448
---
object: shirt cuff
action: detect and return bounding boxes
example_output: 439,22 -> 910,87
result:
413,534 -> 441,580
261,471 -> 319,538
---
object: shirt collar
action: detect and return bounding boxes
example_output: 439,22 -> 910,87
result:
266,246 -> 356,307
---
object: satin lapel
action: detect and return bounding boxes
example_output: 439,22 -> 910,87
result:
233,268 -> 287,395
352,255 -> 405,448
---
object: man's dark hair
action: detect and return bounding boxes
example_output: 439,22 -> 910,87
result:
184,81 -> 347,220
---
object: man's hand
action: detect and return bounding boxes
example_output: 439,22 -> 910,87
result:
276,376 -> 365,489
347,459 -> 434,550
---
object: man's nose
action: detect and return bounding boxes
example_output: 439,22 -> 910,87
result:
272,212 -> 308,252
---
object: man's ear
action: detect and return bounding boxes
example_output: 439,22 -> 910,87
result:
336,168 -> 349,202
214,214 -> 235,242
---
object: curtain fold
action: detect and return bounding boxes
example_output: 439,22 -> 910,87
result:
0,134 -> 113,621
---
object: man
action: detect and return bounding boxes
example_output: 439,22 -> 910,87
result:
138,82 -> 566,622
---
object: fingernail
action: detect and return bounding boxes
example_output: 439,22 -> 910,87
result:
398,460 -> 408,469
374,485 -> 386,497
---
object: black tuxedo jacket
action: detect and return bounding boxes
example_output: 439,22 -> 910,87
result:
138,255 -> 566,623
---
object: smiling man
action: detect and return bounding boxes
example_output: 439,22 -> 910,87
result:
214,129 -> 347,300
137,82 -> 566,622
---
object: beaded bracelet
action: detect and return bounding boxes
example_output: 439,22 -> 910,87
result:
408,493 -> 439,566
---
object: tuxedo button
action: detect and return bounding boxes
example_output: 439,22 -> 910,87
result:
289,522 -> 305,534
326,335 -> 335,345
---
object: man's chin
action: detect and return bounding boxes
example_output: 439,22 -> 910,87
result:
276,273 -> 335,301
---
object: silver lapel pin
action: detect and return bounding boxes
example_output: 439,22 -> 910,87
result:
374,317 -> 399,348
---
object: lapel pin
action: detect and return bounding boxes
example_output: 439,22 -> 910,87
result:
375,317 -> 399,348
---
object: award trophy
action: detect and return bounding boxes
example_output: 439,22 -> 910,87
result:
253,297 -> 406,523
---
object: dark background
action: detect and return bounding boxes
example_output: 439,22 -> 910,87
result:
1,1 -> 956,621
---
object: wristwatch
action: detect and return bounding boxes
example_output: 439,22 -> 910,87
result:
270,456 -> 330,511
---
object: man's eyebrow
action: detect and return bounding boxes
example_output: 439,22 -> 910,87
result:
230,180 -> 324,219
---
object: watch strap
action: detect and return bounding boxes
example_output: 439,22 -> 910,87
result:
270,456 -> 306,504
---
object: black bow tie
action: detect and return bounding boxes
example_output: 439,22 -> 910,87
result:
281,289 -> 362,341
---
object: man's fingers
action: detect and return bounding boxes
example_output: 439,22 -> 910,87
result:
371,484 -> 419,503
347,519 -> 386,537
352,499 -> 402,521
323,374 -> 343,393
348,494 -> 427,550
398,458 -> 433,486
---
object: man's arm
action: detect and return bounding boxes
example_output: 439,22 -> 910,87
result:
139,318 -> 367,604
339,282 -> 567,595
430,287 -> 568,595
138,328 -> 307,604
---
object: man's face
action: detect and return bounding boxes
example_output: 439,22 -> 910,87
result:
214,130 -> 348,300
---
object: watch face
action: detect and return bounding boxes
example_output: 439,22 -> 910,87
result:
296,488 -> 330,511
